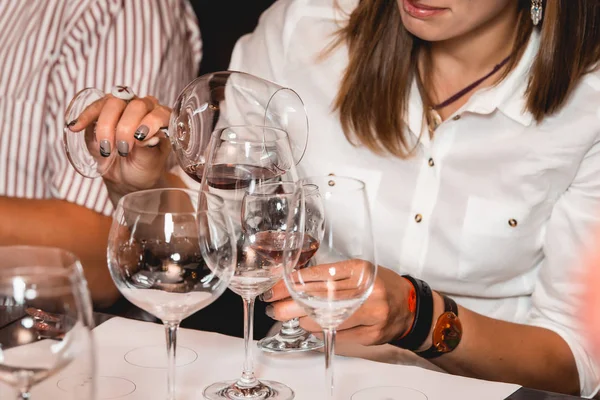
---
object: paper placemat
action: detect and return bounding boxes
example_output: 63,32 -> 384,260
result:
1,317 -> 521,399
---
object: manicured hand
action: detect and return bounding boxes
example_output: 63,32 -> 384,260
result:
68,94 -> 173,200
264,263 -> 413,345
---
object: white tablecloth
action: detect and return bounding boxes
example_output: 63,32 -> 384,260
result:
0,317 -> 521,399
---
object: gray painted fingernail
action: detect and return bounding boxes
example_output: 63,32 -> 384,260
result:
117,141 -> 129,157
66,119 -> 77,128
134,125 -> 149,141
260,289 -> 273,302
265,305 -> 275,319
99,140 -> 111,157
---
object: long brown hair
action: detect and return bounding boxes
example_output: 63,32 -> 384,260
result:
332,0 -> 600,158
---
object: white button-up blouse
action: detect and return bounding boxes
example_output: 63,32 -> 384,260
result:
228,0 -> 600,395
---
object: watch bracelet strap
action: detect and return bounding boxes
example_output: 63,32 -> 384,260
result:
415,295 -> 459,359
390,275 -> 434,351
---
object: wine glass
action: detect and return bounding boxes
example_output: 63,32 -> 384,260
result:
107,189 -> 236,400
200,126 -> 301,400
258,184 -> 325,353
64,71 -> 308,179
0,246 -> 95,400
285,176 -> 377,399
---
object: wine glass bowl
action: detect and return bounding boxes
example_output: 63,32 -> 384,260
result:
63,87 -> 114,178
0,246 -> 95,400
235,181 -> 305,298
108,189 -> 234,322
197,126 -> 295,191
170,71 -> 308,183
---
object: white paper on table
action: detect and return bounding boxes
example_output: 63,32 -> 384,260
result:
0,317 -> 521,399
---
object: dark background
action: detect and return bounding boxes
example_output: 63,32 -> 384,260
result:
192,0 -> 277,75
184,0 -> 277,338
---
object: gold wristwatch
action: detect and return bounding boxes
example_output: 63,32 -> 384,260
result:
415,294 -> 462,359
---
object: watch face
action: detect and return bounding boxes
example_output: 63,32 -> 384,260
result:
432,312 -> 462,352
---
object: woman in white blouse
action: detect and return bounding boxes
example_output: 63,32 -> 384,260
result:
72,0 -> 600,396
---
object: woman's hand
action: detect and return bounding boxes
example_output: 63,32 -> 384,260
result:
67,94 -> 173,201
264,264 -> 414,345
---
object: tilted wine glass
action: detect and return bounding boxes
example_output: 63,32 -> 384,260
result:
258,184 -> 325,353
63,71 -> 308,179
285,176 -> 377,400
199,126 -> 302,400
107,189 -> 236,400
0,246 -> 95,400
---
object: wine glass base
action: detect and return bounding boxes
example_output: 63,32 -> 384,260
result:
257,331 -> 323,353
204,380 -> 294,400
57,376 -> 137,398
124,345 -> 198,368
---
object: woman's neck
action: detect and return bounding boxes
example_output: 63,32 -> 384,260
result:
422,3 -> 521,119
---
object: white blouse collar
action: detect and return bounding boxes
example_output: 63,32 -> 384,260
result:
406,29 -> 541,138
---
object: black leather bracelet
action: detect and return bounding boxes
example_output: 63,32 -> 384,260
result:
389,275 -> 434,351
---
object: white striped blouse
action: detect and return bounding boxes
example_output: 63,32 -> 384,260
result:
0,0 -> 202,216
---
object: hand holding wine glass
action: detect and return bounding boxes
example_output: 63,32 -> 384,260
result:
266,265 -> 413,346
65,89 -> 173,193
63,72 -> 308,205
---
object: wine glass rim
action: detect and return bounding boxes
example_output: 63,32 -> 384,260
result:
0,246 -> 85,281
243,181 -> 303,197
213,125 -> 290,145
267,85 -> 309,165
0,245 -> 80,265
302,183 -> 319,196
301,175 -> 366,192
195,70 -> 288,89
119,188 -> 224,216
244,181 -> 319,197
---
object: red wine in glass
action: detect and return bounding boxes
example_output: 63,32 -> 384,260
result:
184,163 -> 284,188
250,231 -> 320,268
183,163 -> 205,184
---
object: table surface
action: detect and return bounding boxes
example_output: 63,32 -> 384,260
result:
91,314 -> 583,400
0,310 -> 585,400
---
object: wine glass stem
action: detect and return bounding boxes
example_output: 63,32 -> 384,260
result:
323,328 -> 336,400
164,321 -> 180,400
238,296 -> 258,388
281,317 -> 301,336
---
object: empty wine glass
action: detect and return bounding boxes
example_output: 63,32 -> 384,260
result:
107,189 -> 236,400
0,246 -> 95,400
64,71 -> 308,179
258,184 -> 325,353
200,126 -> 302,400
285,176 -> 377,400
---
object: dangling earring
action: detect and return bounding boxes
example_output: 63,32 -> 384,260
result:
531,0 -> 543,26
